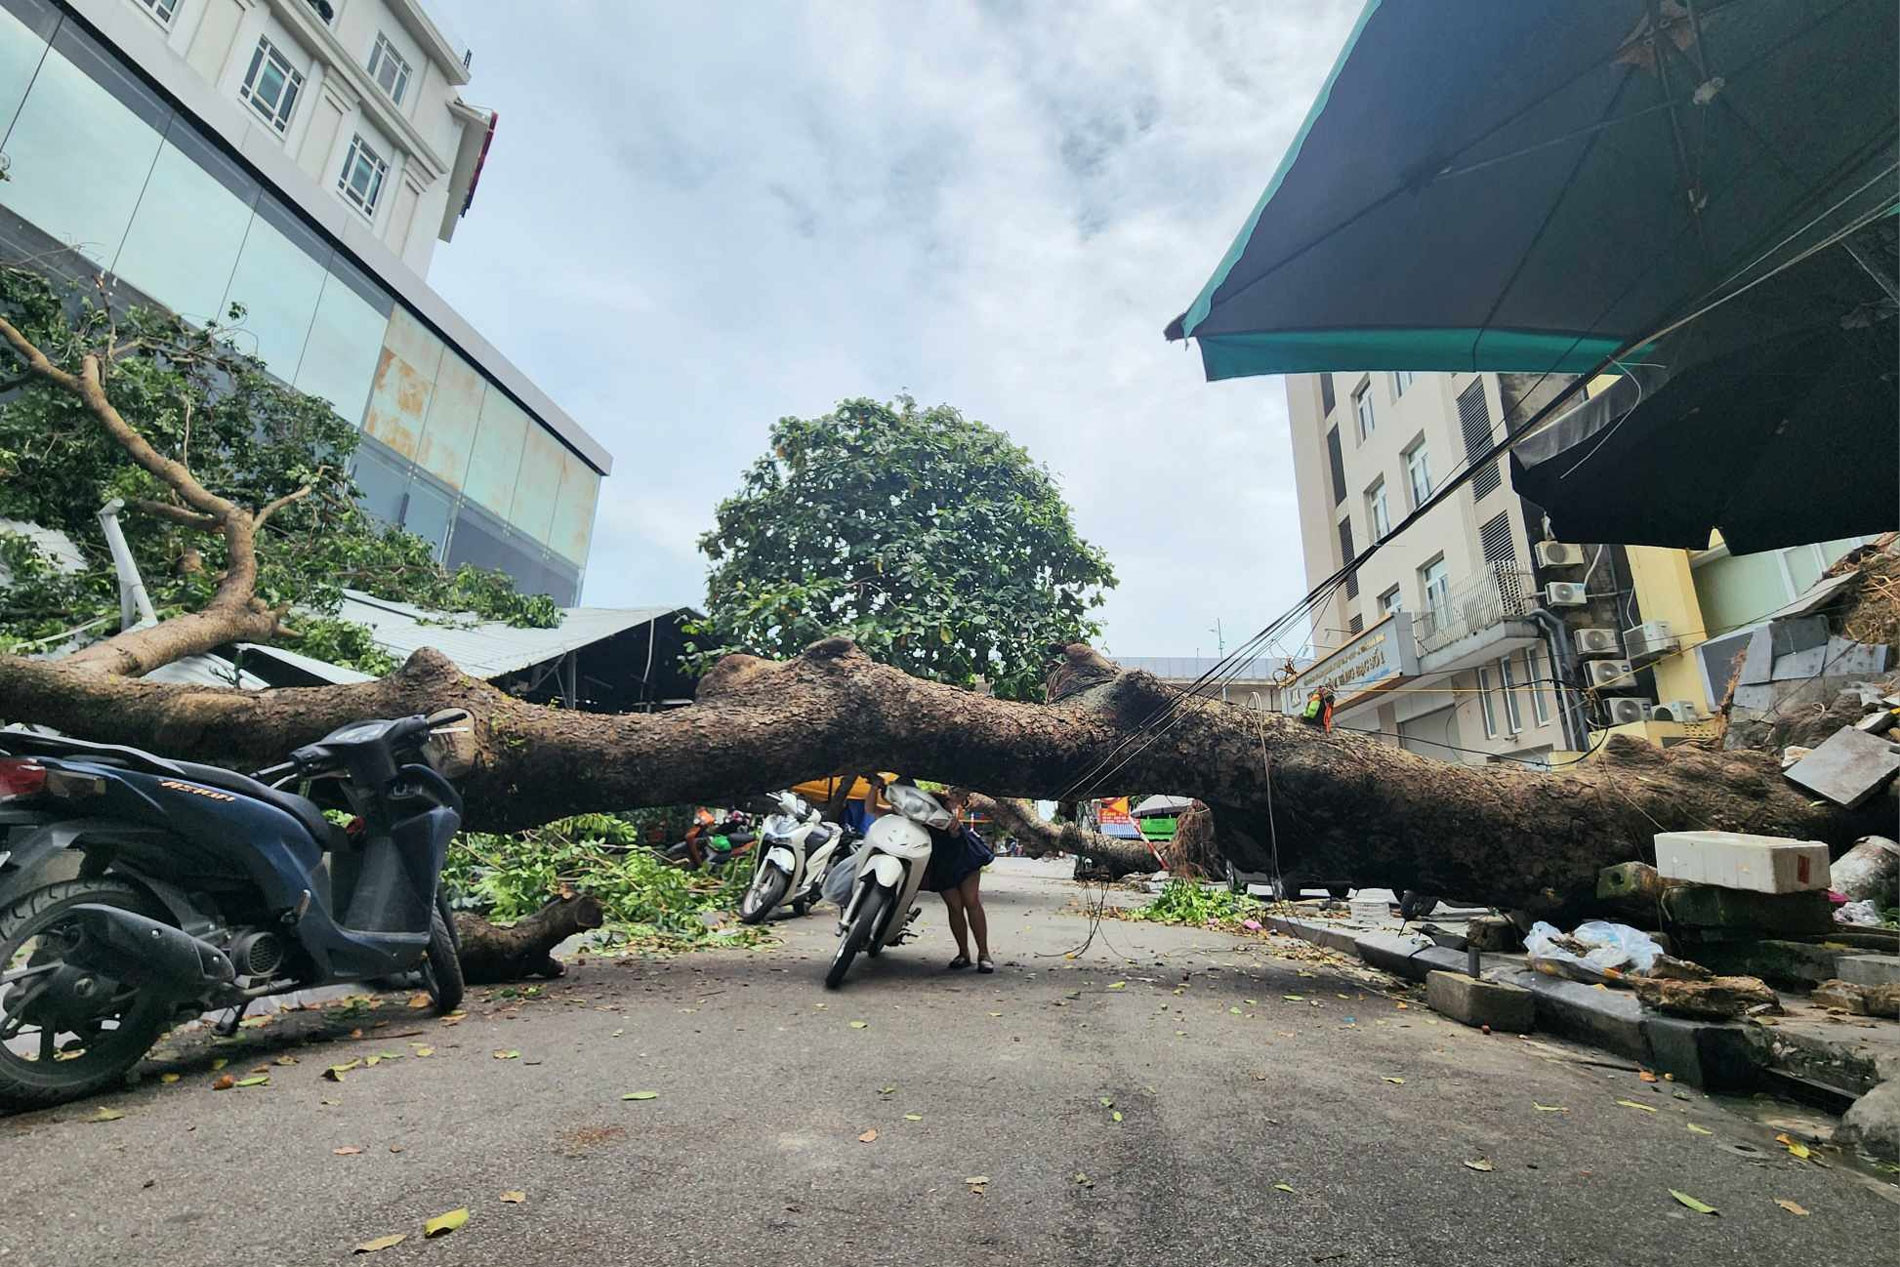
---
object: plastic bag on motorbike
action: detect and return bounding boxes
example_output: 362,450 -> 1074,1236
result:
821,842 -> 862,909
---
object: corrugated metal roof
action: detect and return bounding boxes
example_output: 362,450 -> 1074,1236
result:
233,642 -> 379,685
145,654 -> 269,690
333,590 -> 686,680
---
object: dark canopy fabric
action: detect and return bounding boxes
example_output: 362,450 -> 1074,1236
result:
1510,220 -> 1899,553
1167,0 -> 1900,381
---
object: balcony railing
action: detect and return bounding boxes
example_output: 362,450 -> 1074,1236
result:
1414,563 -> 1537,656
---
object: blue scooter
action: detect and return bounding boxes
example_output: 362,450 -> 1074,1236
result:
0,711 -> 472,1110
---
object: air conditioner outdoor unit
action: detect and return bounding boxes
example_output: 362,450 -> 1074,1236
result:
1604,697 -> 1651,725
1650,700 -> 1701,723
1586,659 -> 1635,688
1545,581 -> 1587,607
1535,541 -> 1587,568
1574,627 -> 1620,656
1624,620 -> 1680,664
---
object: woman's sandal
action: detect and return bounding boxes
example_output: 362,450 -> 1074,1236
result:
947,955 -> 971,971
976,957 -> 995,974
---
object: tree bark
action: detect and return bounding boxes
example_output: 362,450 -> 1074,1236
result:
2,637 -> 1888,918
967,793 -> 1158,877
453,894 -> 605,984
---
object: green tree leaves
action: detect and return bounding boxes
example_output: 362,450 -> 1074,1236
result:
689,397 -> 1115,699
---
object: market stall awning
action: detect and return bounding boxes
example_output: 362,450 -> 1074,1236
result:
1166,0 -> 1899,380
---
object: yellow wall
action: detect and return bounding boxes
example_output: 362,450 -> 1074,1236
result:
1624,545 -> 1712,713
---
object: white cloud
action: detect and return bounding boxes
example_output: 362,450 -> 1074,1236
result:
428,0 -> 1360,655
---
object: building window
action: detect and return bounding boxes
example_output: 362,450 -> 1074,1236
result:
1390,370 -> 1417,398
1499,655 -> 1523,733
1477,665 -> 1498,737
1325,426 -> 1347,505
1420,556 -> 1450,624
1338,517 -> 1359,600
338,134 -> 389,219
1457,379 -> 1501,498
1366,478 -> 1390,541
1525,648 -> 1551,725
367,34 -> 412,105
240,37 -> 305,134
136,0 -> 179,27
1403,438 -> 1432,508
1353,383 -> 1375,441
1379,586 -> 1402,616
1479,510 -> 1516,569
1320,374 -> 1336,417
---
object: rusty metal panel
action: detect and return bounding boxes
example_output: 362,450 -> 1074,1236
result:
509,421 -> 565,546
361,306 -> 445,462
415,349 -> 484,491
548,451 -> 599,567
462,385 -> 528,515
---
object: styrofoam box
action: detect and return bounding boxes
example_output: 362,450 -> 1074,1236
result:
1653,831 -> 1831,894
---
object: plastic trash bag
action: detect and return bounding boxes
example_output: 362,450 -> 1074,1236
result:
821,842 -> 861,909
1836,898 -> 1884,926
1525,919 -> 1664,984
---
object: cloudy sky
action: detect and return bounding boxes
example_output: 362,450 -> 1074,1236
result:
427,0 -> 1361,657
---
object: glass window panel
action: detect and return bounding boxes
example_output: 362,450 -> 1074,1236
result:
415,347 -> 483,488
293,265 -> 389,424
446,503 -> 546,594
548,453 -> 599,568
220,201 -> 325,379
0,0 -> 57,145
113,126 -> 257,324
462,386 -> 527,514
400,476 -> 453,556
350,438 -> 408,524
509,421 -> 564,545
1,21 -> 168,268
363,304 -> 444,463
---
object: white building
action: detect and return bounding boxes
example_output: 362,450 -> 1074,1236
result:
0,0 -> 609,601
1281,370 -> 1574,766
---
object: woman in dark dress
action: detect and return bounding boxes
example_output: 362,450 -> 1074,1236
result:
920,788 -> 994,973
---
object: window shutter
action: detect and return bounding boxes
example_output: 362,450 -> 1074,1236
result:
1338,517 -> 1358,599
1348,614 -> 1364,635
1457,381 -> 1500,498
1479,511 -> 1515,568
1325,427 -> 1347,505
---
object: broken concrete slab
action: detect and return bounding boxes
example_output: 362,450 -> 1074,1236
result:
1855,708 -> 1900,735
1738,627 -> 1775,687
1664,887 -> 1835,934
1811,979 -> 1871,1014
1654,830 -> 1830,893
1690,938 -> 1846,988
1837,1079 -> 1900,1164
1837,954 -> 1900,989
1632,974 -> 1780,1020
1770,615 -> 1830,657
1426,969 -> 1534,1031
1782,726 -> 1900,809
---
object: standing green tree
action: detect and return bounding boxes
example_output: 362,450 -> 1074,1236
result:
691,397 -> 1116,699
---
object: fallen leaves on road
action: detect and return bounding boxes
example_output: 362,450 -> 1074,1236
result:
849,1021 -> 869,1030
1228,1007 -> 1243,1015
878,1085 -> 897,1095
965,1176 -> 989,1196
273,1054 -> 298,1067
407,993 -> 432,1009
904,1113 -> 923,1122
1686,1123 -> 1713,1136
1616,1099 -> 1658,1113
86,1107 -> 124,1123
1110,1110 -> 1124,1123
1464,1159 -> 1495,1172
412,1046 -> 434,1058
621,1091 -> 659,1101
1099,1097 -> 1114,1108
1283,995 -> 1304,1002
1638,1070 -> 1658,1083
353,1234 -> 406,1254
987,1011 -> 1003,1018
323,1061 -> 361,1082
159,1072 -> 180,1085
1774,1133 -> 1811,1160
1382,1077 -> 1405,1086
212,1074 -> 236,1091
499,1191 -> 526,1205
1775,1198 -> 1809,1216
858,1129 -> 878,1143
423,1208 -> 469,1238
209,1057 -> 228,1071
1533,1103 -> 1568,1112
233,1075 -> 270,1088
332,1146 -> 363,1156
1273,1183 -> 1294,1193
1074,1173 -> 1093,1188
492,1050 -> 521,1061
1669,1190 -> 1717,1215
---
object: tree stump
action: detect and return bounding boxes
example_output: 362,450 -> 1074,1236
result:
453,893 -> 604,984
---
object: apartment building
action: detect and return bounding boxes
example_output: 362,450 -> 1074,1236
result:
1281,370 -> 1572,766
0,0 -> 608,601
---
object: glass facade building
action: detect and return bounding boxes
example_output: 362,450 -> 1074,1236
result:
0,0 -> 603,602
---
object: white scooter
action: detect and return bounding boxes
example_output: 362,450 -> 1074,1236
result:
738,792 -> 851,925
824,783 -> 950,988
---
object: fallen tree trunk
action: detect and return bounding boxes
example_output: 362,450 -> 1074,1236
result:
454,893 -> 605,984
1,639 -> 1887,917
968,793 -> 1157,877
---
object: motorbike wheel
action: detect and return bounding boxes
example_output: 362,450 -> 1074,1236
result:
825,886 -> 889,990
738,868 -> 790,926
789,898 -> 810,918
418,901 -> 465,1016
0,879 -> 179,1111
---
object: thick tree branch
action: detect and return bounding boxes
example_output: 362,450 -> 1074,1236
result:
133,499 -> 220,531
0,640 -> 1885,916
0,312 -> 80,392
967,793 -> 1158,876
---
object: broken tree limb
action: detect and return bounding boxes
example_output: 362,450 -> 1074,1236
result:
967,793 -> 1157,877
1,637 -> 1889,916
453,893 -> 604,984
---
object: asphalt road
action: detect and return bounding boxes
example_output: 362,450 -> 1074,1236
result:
3,859 -> 1894,1266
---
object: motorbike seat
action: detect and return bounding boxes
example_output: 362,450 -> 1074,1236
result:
169,760 -> 344,848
